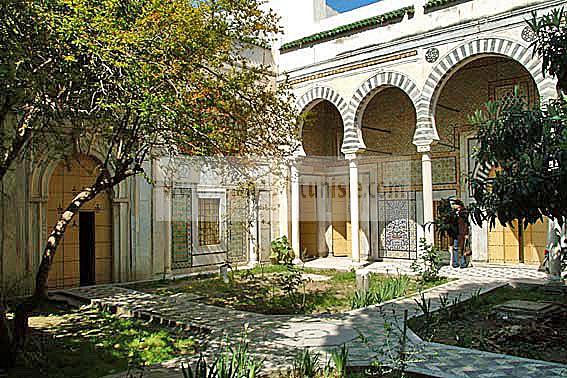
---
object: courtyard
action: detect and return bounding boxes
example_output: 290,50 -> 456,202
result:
2,0 -> 567,377
5,262 -> 563,378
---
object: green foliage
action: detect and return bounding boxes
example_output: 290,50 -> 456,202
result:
292,349 -> 321,378
216,335 -> 263,378
84,311 -> 197,366
430,198 -> 459,240
468,91 -> 567,228
411,239 -> 443,283
350,275 -> 411,309
0,0 -> 99,178
330,345 -> 348,378
13,0 -> 299,328
274,264 -> 305,310
414,292 -> 432,323
180,333 -> 263,378
468,9 -> 567,231
7,304 -> 199,377
350,290 -> 378,310
528,7 -> 567,94
182,355 -> 216,378
270,236 -> 295,265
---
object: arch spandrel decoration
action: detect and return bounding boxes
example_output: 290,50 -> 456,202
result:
346,71 -> 421,153
417,37 -> 557,146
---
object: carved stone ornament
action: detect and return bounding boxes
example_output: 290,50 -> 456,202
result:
425,48 -> 440,63
521,26 -> 537,43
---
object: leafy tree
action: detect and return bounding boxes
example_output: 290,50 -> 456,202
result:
468,8 -> 567,282
2,0 -> 297,367
528,7 -> 567,96
0,0 -> 105,180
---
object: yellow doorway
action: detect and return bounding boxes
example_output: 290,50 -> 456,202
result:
299,185 -> 318,258
488,220 -> 547,265
331,185 -> 351,257
47,155 -> 113,289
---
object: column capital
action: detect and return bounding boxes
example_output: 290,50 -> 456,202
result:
415,142 -> 432,153
344,152 -> 357,161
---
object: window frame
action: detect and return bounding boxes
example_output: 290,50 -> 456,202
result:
194,190 -> 226,254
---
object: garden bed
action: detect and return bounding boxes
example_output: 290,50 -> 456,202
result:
126,265 -> 449,315
409,285 -> 567,364
4,301 -> 203,378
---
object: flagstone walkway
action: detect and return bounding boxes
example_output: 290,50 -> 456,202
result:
60,265 -> 567,378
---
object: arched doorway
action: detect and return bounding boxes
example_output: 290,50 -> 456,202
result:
433,55 -> 547,265
46,155 -> 113,288
300,99 -> 346,258
359,86 -> 421,260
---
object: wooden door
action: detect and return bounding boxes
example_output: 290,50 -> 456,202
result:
331,185 -> 351,257
488,221 -> 520,264
488,219 -> 548,265
522,219 -> 548,266
300,185 -> 318,258
47,155 -> 112,289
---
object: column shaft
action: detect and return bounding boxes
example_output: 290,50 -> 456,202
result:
421,151 -> 434,244
290,163 -> 301,258
348,156 -> 360,262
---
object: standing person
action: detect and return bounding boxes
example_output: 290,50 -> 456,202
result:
451,199 -> 470,268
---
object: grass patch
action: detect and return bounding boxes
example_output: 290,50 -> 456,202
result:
127,265 -> 450,315
7,302 -> 202,378
409,285 -> 567,364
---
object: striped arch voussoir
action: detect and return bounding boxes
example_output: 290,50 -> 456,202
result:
295,86 -> 348,119
348,71 -> 421,125
421,37 -> 556,122
344,71 -> 421,153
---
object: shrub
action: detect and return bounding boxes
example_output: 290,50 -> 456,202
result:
411,239 -> 442,283
181,332 -> 263,378
350,275 -> 411,309
292,349 -> 320,378
270,236 -> 295,265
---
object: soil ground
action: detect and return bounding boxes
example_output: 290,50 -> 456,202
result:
409,285 -> 567,364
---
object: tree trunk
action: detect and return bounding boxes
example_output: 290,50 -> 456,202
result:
8,166 -> 140,363
547,218 -> 565,284
10,182 -> 103,359
0,108 -> 36,182
0,305 -> 13,369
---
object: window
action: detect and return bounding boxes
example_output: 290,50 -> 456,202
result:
171,189 -> 192,269
198,198 -> 221,246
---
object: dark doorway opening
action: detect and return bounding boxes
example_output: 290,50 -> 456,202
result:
79,211 -> 96,286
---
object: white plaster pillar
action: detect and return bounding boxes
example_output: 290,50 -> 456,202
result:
248,191 -> 259,265
290,161 -> 301,258
346,153 -> 360,262
279,164 -> 290,238
419,144 -> 434,244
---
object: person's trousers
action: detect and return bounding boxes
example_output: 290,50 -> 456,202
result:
452,239 -> 467,268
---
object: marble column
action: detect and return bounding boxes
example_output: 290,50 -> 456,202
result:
290,161 -> 301,258
279,164 -> 290,239
346,153 -> 360,262
419,144 -> 434,244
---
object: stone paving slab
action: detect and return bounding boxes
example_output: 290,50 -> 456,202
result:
61,267 -> 567,378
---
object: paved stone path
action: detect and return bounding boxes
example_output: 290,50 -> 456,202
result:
60,265 -> 567,378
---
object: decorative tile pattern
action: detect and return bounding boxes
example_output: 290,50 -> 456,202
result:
377,191 -> 418,260
171,189 -> 192,269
